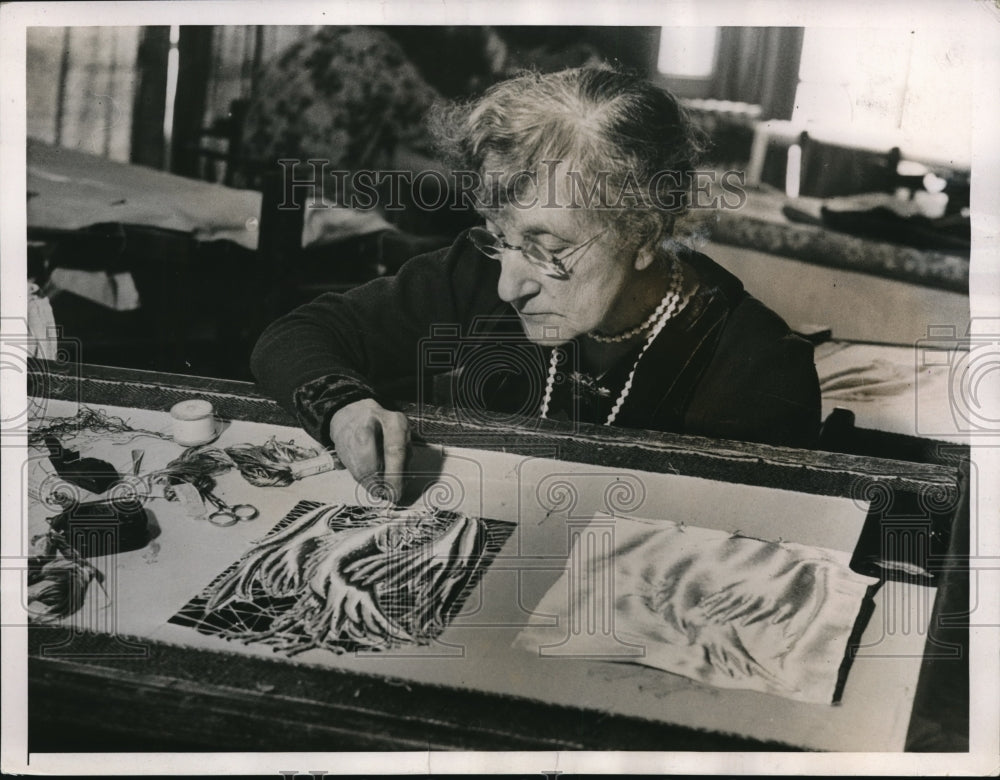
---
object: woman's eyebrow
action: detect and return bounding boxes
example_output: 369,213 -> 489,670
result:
521,226 -> 572,242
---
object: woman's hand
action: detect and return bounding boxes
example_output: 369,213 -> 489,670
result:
329,399 -> 410,503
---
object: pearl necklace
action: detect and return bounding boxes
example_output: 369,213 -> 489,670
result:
587,263 -> 681,343
539,267 -> 686,426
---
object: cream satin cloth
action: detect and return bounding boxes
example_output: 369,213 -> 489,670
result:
27,139 -> 392,309
27,282 -> 58,358
820,357 -> 912,401
516,514 -> 878,704
27,137 -> 392,251
815,342 -> 959,441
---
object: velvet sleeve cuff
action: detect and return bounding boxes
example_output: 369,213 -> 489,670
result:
292,372 -> 379,447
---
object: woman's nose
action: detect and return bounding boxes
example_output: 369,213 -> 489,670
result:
495,251 -> 542,304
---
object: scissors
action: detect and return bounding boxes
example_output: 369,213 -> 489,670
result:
203,490 -> 259,527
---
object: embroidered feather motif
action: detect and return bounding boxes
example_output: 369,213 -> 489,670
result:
173,503 -> 512,655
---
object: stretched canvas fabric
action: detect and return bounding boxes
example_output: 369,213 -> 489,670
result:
516,515 -> 878,703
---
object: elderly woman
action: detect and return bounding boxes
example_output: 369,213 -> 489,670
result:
251,68 -> 821,499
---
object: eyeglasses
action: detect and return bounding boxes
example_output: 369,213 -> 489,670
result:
467,225 -> 607,280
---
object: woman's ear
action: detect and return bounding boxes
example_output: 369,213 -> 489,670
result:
632,216 -> 664,271
633,243 -> 656,271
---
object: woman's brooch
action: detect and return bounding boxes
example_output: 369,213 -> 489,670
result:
568,371 -> 612,399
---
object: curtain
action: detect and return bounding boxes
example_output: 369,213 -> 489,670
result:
27,27 -> 141,161
130,27 -> 170,169
202,26 -> 320,125
710,27 -> 804,121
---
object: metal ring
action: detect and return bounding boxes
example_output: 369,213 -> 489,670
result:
233,505 -> 259,522
208,511 -> 238,527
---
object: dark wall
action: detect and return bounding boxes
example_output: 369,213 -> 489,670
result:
383,26 -> 660,99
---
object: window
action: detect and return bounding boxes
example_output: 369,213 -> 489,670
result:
792,28 -> 973,165
657,27 -> 719,78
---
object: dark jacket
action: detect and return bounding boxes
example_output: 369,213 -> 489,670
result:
251,231 -> 821,449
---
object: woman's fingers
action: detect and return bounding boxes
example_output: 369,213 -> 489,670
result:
330,399 -> 411,504
379,410 -> 410,504
331,406 -> 380,488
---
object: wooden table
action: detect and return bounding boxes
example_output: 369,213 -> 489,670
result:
24,363 -> 969,753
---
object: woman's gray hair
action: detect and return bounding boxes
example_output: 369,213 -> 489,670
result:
430,66 -> 706,236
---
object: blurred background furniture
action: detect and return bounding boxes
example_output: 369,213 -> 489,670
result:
24,24 -> 973,433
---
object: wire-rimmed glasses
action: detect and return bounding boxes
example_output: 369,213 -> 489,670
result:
468,225 -> 607,280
